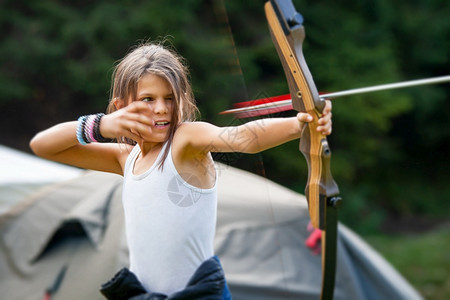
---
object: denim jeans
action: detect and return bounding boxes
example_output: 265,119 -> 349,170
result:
100,256 -> 232,300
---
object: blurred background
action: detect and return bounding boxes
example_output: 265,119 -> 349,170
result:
0,0 -> 449,298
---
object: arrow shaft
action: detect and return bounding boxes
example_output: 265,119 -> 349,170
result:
321,75 -> 450,99
221,75 -> 450,115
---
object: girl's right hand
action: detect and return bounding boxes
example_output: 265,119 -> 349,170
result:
101,101 -> 155,143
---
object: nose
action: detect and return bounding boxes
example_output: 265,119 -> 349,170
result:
154,98 -> 169,114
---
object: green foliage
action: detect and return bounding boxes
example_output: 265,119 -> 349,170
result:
0,0 -> 448,234
366,227 -> 450,299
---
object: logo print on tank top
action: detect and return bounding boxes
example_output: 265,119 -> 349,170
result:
167,173 -> 201,207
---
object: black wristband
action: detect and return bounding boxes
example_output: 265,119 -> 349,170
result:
93,113 -> 114,143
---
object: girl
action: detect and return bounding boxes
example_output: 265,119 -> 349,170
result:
30,42 -> 332,299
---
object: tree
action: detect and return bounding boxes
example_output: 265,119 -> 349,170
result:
0,0 -> 448,233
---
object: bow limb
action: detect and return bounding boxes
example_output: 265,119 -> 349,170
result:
265,1 -> 341,299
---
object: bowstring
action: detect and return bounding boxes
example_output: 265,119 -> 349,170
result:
213,0 -> 291,293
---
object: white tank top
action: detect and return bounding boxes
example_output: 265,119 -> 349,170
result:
122,142 -> 217,295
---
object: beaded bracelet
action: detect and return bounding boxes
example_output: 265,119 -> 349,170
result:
76,113 -> 113,144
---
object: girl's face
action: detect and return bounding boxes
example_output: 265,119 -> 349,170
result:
135,73 -> 174,143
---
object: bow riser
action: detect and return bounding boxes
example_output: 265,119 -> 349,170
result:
265,1 -> 339,230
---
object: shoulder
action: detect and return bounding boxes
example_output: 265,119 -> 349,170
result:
172,121 -> 219,156
175,121 -> 217,134
171,123 -> 217,188
174,122 -> 221,145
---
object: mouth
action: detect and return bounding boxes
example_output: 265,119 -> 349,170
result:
154,121 -> 170,127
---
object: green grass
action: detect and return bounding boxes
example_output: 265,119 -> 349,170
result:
365,226 -> 450,300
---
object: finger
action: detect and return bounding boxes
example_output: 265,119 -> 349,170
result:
115,103 -> 154,125
110,103 -> 154,126
124,130 -> 144,144
125,102 -> 155,119
317,112 -> 332,125
322,99 -> 332,114
122,119 -> 153,139
121,128 -> 150,144
113,125 -> 143,144
317,120 -> 332,135
126,100 -> 151,111
297,112 -> 313,123
126,112 -> 154,127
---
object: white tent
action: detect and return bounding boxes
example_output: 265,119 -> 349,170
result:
0,145 -> 82,214
0,147 -> 423,299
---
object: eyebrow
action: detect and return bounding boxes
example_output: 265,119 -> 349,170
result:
137,93 -> 174,98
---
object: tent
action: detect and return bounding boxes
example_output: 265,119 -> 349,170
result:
0,148 -> 423,300
0,145 -> 82,214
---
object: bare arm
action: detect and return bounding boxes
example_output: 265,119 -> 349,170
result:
178,100 -> 333,154
180,117 -> 302,154
29,121 -> 126,174
29,101 -> 156,175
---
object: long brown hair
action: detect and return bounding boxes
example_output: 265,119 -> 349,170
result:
107,41 -> 199,167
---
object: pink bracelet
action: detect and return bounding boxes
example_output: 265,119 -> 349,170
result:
76,113 -> 114,144
86,115 -> 98,143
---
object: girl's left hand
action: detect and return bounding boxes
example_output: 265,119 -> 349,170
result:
296,99 -> 333,136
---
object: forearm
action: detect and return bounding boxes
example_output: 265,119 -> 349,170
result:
30,121 -> 79,158
30,118 -> 125,174
235,117 -> 302,153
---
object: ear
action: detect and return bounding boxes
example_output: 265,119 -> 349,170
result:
114,97 -> 126,110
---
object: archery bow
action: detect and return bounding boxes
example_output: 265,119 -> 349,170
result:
265,1 -> 341,299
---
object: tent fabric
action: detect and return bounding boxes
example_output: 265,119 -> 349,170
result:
0,145 -> 82,214
0,162 -> 423,300
0,172 -> 127,300
336,225 -> 422,299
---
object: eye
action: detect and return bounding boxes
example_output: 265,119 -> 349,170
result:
142,97 -> 153,102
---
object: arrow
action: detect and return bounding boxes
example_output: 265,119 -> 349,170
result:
220,75 -> 450,117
